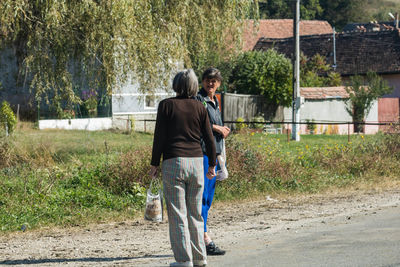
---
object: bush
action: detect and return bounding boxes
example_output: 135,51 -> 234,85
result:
345,72 -> 392,133
99,148 -> 152,195
300,53 -> 342,87
251,114 -> 266,129
235,117 -> 248,131
230,50 -> 292,107
0,101 -> 17,135
306,119 -> 316,133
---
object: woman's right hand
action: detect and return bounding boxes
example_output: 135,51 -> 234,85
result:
149,165 -> 159,178
206,166 -> 216,179
214,125 -> 230,138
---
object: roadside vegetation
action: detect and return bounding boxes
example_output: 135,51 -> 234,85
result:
1,123 -> 399,233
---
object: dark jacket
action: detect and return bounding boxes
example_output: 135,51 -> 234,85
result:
195,88 -> 223,155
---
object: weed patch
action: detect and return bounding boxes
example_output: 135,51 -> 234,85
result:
1,128 -> 400,233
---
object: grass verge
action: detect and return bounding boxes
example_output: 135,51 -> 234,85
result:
1,124 -> 399,233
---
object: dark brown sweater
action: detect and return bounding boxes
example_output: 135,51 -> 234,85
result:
151,96 -> 216,167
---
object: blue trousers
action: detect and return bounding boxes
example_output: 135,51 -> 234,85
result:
201,155 -> 219,232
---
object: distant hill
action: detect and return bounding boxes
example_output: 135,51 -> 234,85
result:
258,0 -> 400,30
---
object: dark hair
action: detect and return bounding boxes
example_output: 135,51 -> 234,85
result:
202,67 -> 223,82
172,69 -> 198,98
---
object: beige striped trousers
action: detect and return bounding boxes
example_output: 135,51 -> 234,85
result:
162,157 -> 207,263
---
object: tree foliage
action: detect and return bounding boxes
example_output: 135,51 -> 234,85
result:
319,0 -> 364,30
300,53 -> 341,87
230,50 -> 292,107
345,72 -> 392,132
0,101 -> 17,135
0,0 -> 258,113
258,0 -> 323,20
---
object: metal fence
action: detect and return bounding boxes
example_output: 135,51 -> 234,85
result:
136,119 -> 399,142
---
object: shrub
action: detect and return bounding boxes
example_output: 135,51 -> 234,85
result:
99,148 -> 152,195
345,72 -> 392,133
306,119 -> 316,133
252,114 -> 266,129
0,101 -> 17,135
300,53 -> 342,87
235,117 -> 248,131
230,50 -> 292,107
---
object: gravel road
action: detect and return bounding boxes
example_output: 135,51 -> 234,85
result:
1,189 -> 399,266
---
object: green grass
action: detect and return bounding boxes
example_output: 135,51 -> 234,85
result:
215,130 -> 400,201
0,126 -> 153,232
1,125 -> 399,233
240,132 -> 370,152
13,128 -> 152,163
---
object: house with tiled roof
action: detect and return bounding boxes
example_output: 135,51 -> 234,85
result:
254,26 -> 400,131
254,28 -> 400,79
242,19 -> 333,51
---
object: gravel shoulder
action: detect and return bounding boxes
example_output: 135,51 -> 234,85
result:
1,188 -> 400,266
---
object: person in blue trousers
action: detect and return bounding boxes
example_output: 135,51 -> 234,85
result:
195,67 -> 230,256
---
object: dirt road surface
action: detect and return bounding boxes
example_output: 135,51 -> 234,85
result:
1,189 -> 399,266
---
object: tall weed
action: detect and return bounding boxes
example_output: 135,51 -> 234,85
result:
98,147 -> 152,194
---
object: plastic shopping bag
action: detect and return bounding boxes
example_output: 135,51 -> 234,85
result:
216,139 -> 229,181
144,177 -> 163,222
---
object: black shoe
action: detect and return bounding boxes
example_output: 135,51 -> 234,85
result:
206,241 -> 226,256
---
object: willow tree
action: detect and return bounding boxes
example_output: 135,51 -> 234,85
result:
0,0 -> 258,116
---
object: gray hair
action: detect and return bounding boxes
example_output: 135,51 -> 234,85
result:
172,69 -> 199,98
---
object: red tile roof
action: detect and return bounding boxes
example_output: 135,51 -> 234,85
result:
243,19 -> 333,51
301,86 -> 349,99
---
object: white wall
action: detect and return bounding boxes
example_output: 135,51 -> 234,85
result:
112,70 -> 176,115
39,118 -> 112,131
111,73 -> 177,133
284,98 -> 379,134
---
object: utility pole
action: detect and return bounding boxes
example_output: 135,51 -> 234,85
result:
332,27 -> 337,70
292,0 -> 301,141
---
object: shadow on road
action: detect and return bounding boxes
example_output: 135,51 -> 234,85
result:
0,254 -> 171,265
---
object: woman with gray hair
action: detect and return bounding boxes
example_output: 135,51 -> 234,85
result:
150,69 -> 216,267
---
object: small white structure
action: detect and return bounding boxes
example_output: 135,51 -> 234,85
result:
39,117 -> 112,131
283,87 -> 379,134
39,73 -> 177,131
112,80 -> 174,132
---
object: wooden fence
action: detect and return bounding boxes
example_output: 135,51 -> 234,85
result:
222,93 -> 283,129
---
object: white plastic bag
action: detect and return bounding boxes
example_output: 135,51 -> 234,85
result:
216,139 -> 229,181
144,177 -> 163,222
